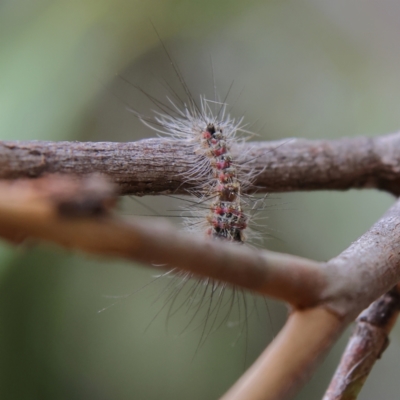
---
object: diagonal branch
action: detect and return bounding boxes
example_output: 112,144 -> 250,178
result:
2,131 -> 400,195
221,308 -> 346,400
323,284 -> 400,400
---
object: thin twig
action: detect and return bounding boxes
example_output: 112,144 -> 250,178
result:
323,284 -> 400,400
221,308 -> 345,400
2,131 -> 400,194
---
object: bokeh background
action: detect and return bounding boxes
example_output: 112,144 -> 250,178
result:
1,0 -> 400,399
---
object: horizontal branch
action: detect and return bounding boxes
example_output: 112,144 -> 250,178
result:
1,175 -> 400,319
2,131 -> 400,195
0,176 -> 326,308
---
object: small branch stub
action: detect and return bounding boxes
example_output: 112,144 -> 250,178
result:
323,285 -> 400,400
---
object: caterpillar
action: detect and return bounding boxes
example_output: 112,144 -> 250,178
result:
100,34 -> 276,349
123,40 -> 278,351
129,30 -> 266,250
138,93 -> 257,245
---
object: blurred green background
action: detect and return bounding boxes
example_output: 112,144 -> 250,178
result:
1,0 -> 399,399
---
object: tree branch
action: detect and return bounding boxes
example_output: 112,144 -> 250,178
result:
2,173 -> 399,320
323,284 -> 400,400
222,308 -> 345,400
2,174 -> 400,399
2,131 -> 400,195
0,175 -> 325,308
322,201 -> 400,320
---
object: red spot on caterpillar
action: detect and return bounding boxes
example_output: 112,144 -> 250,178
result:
213,147 -> 227,157
216,160 -> 230,170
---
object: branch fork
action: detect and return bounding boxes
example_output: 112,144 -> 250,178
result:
1,133 -> 400,400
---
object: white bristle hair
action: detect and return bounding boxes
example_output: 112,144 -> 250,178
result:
138,93 -> 264,245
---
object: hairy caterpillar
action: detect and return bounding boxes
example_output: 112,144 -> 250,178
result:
99,32 -> 279,351
132,27 -> 267,246
118,35 -> 280,349
137,95 -> 259,244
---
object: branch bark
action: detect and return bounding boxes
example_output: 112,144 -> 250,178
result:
2,131 -> 400,195
3,175 -> 400,321
1,174 -> 400,399
0,176 -> 325,308
222,308 -> 345,400
323,284 -> 400,400
4,129 -> 400,400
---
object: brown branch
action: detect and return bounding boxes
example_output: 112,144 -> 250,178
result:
221,308 -> 345,400
2,131 -> 400,195
2,175 -> 400,399
0,176 -> 326,308
322,202 -> 400,320
323,284 -> 400,400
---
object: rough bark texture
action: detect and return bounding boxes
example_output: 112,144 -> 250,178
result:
0,139 -> 194,195
323,285 -> 400,400
2,131 -> 400,195
323,201 -> 400,320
